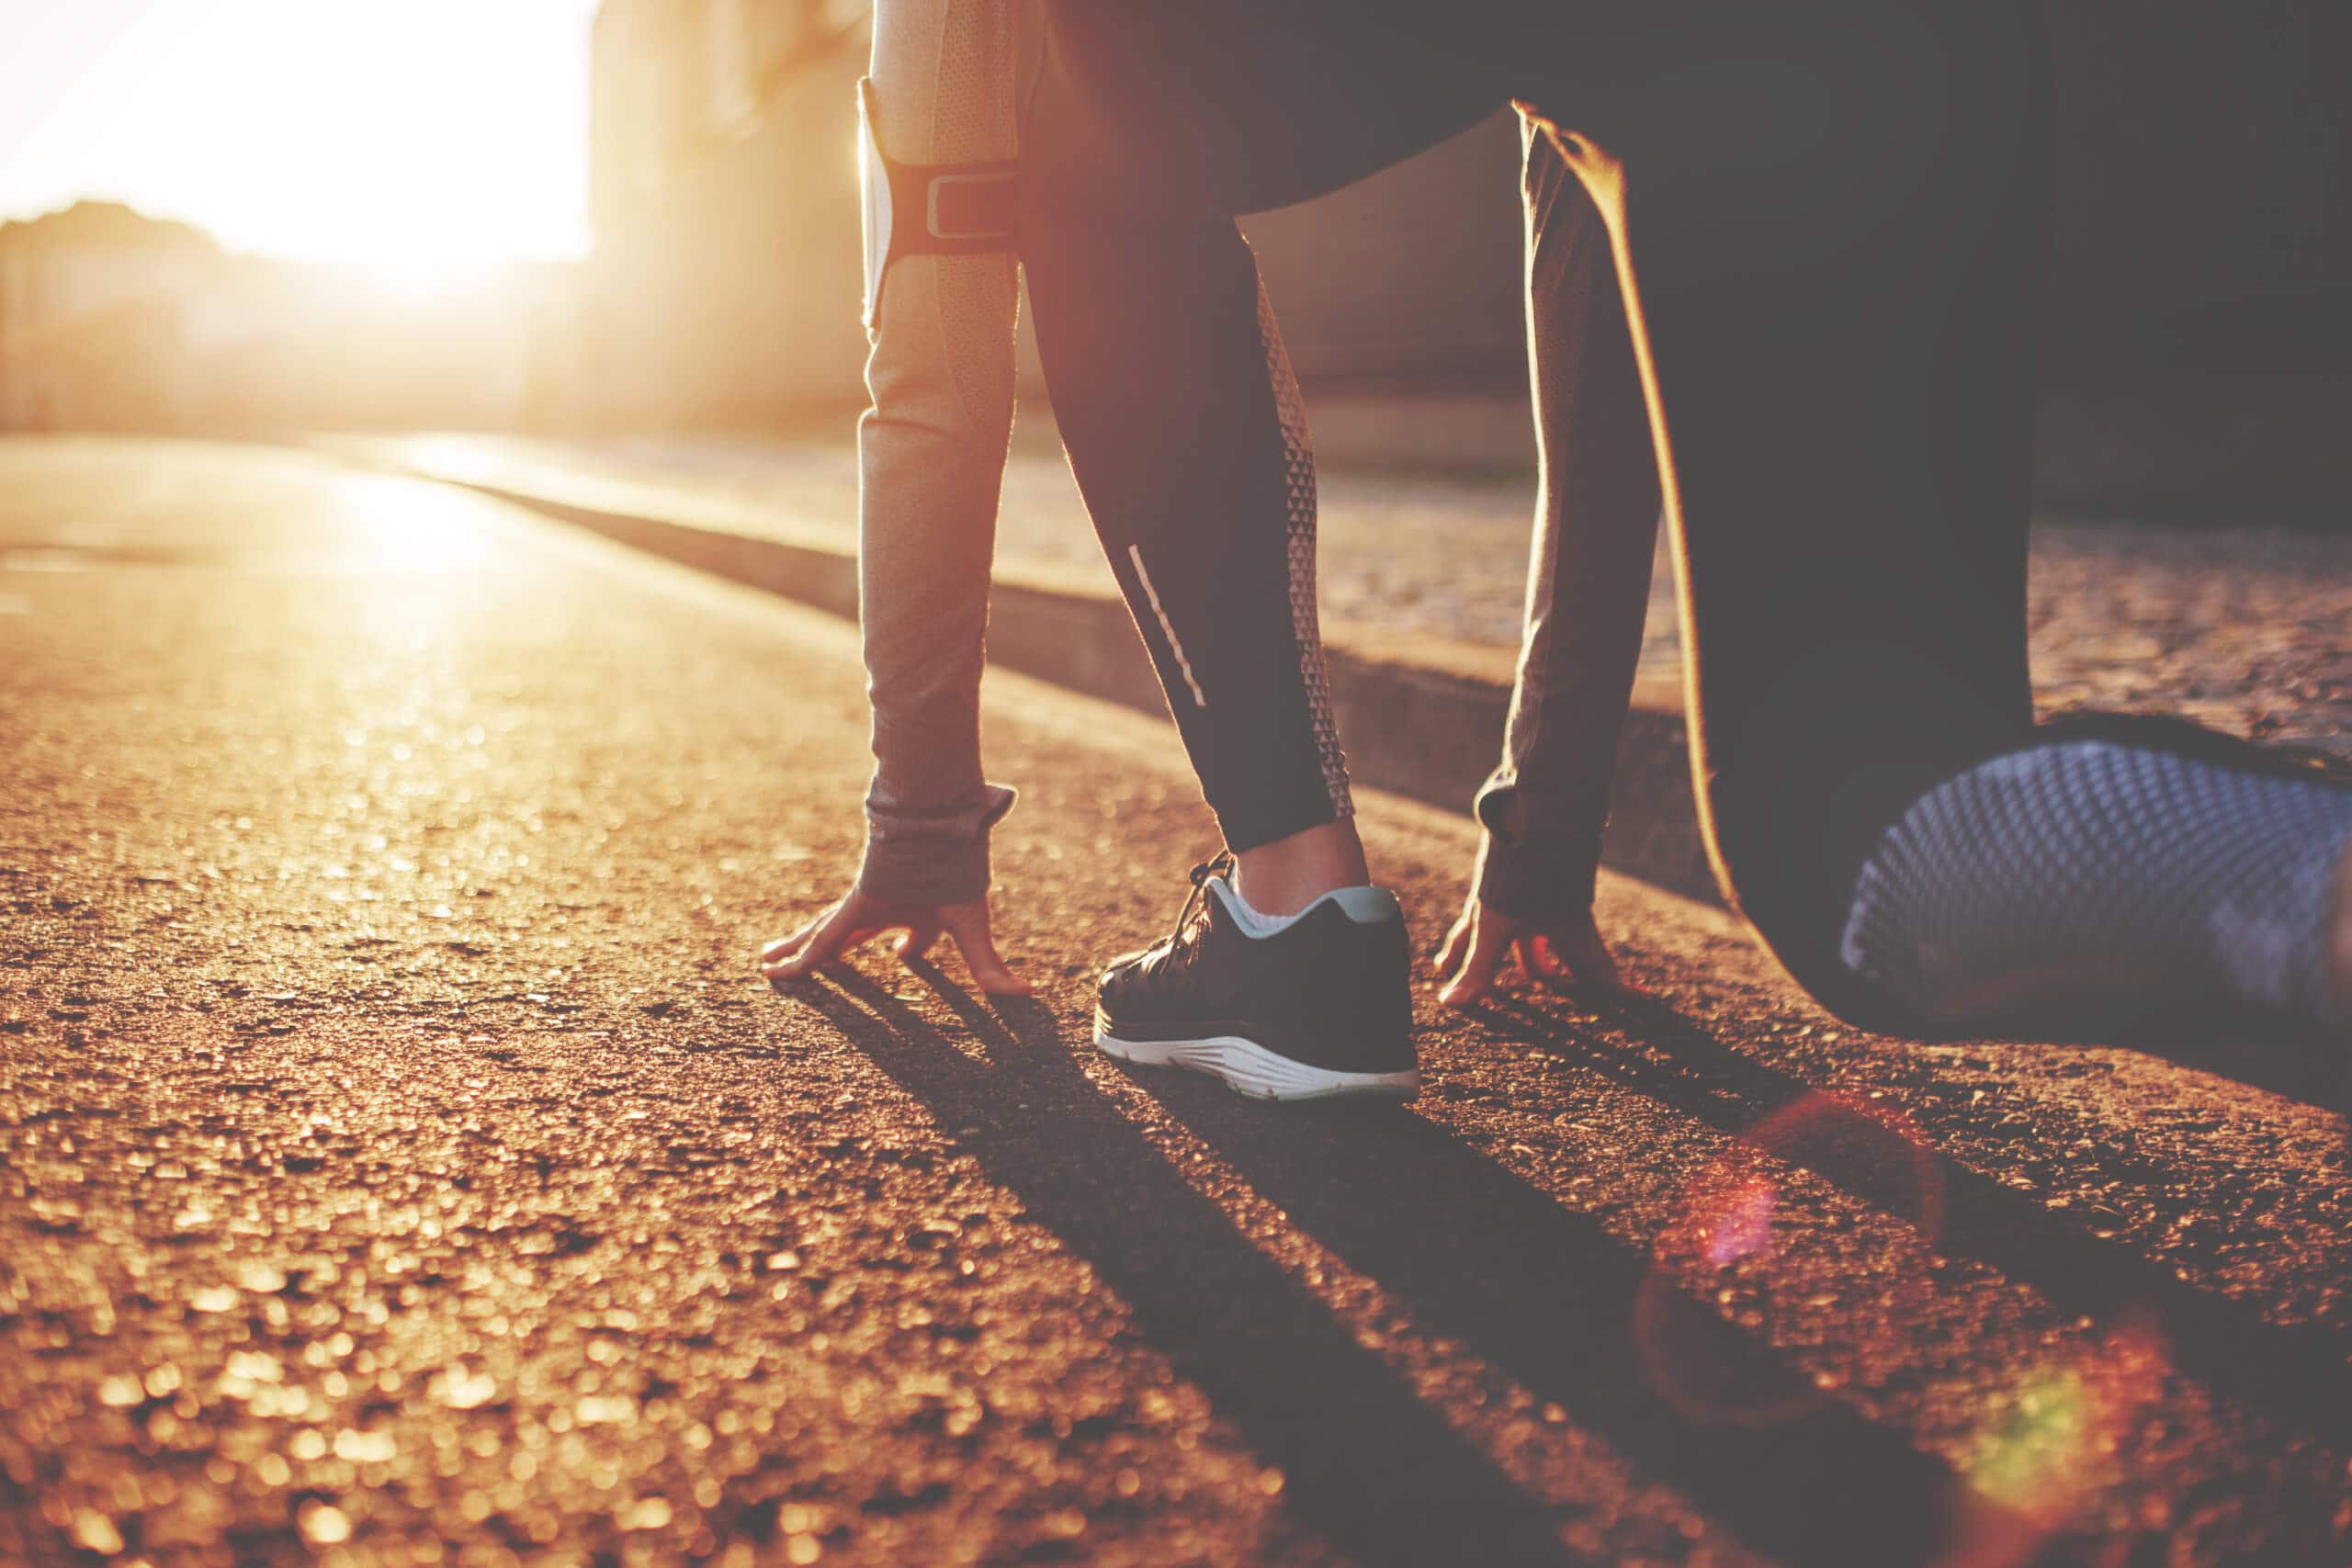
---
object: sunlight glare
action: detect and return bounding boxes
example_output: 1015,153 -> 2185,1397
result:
361,253 -> 504,303
346,475 -> 497,577
0,1 -> 599,266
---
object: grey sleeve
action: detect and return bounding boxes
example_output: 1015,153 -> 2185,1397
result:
854,0 -> 1023,908
1473,127 -> 1663,923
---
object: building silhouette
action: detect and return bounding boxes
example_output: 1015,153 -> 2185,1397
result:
0,200 -> 570,437
0,202 -> 224,431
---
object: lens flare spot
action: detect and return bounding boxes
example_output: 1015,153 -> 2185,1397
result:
1949,1314 -> 2170,1562
1968,1367 -> 2095,1515
1634,1092 -> 1949,1427
1703,1179 -> 1778,1266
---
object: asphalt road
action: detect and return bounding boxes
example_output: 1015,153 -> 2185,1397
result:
2,437 -> 2348,1568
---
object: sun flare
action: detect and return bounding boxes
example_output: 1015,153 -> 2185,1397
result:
0,0 -> 599,266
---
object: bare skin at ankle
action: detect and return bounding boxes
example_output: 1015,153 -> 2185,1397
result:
1232,820 -> 1372,917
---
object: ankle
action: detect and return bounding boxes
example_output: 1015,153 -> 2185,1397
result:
1231,820 -> 1372,918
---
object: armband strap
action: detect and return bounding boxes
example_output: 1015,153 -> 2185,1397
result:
859,76 -> 1019,330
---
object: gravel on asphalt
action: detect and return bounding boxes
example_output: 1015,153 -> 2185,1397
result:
3,438 -> 2348,1567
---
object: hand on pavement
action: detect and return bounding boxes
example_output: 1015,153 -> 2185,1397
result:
1433,895 -> 1630,1009
763,886 -> 1030,997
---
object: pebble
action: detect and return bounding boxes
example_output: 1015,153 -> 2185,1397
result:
70,1511 -> 123,1553
299,1502 -> 352,1545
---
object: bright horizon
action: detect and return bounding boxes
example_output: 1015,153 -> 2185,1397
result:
0,0 -> 602,272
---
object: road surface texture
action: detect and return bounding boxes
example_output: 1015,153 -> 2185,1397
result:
355,433 -> 2352,757
3,437 -> 2348,1568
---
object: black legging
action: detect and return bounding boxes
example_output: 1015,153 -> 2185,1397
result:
1018,0 -> 2046,1018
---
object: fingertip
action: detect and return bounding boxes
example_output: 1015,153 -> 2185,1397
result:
966,957 -> 1025,995
975,953 -> 1028,990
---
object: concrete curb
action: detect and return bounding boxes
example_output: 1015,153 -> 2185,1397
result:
400,466 -> 1718,904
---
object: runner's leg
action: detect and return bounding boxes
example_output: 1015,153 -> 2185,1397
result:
1021,212 -> 1355,873
1016,6 -> 1508,886
1842,731 -> 2352,1036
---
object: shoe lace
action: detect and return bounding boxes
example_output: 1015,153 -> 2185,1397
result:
1163,850 -> 1235,960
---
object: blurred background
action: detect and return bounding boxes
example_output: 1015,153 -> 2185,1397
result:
2,0 -> 2347,525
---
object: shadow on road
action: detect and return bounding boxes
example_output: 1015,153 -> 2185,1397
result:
1127,1074 -> 1970,1568
1480,987 -> 2352,1451
790,969 -> 1588,1566
783,965 -> 1990,1567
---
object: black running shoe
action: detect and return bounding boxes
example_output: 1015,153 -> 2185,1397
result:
1094,853 -> 1419,1100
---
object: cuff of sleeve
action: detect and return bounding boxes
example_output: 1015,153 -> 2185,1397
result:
1472,774 -> 1602,923
856,784 -> 1017,907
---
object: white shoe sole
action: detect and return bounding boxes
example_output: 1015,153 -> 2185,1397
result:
1094,1027 -> 1419,1101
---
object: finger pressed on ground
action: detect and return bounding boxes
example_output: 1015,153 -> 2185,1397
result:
1438,917 -> 1513,1009
763,903 -> 866,978
944,917 -> 1031,997
1435,921 -> 1470,979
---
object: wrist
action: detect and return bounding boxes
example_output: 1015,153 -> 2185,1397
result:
1474,824 -> 1600,925
858,782 -> 1015,908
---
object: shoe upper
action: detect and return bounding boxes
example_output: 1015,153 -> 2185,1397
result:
1098,870 -> 1415,1076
